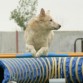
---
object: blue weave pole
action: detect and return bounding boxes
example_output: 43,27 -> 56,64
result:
0,57 -> 57,83
58,57 -> 83,83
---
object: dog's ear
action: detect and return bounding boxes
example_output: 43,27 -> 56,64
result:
39,8 -> 45,17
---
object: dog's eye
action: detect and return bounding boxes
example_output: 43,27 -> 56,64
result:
50,19 -> 52,22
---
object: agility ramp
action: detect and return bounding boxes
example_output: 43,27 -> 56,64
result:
0,53 -> 83,83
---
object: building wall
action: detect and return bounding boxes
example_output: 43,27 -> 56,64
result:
0,31 -> 83,53
49,31 -> 83,52
0,32 -> 16,53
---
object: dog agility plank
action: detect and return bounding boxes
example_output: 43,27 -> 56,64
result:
0,53 -> 31,58
0,52 -> 83,58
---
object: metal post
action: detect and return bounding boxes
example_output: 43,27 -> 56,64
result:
81,39 -> 83,52
74,38 -> 83,52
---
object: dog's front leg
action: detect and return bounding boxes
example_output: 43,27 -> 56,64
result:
26,44 -> 36,56
36,47 -> 48,57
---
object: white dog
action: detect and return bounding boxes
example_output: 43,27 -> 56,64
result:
24,8 -> 61,57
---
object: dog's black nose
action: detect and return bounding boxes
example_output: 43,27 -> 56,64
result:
59,24 -> 61,27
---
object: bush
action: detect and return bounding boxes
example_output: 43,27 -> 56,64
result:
10,0 -> 38,30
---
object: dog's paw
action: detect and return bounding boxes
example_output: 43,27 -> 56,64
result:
31,49 -> 36,56
26,48 -> 36,56
36,47 -> 48,57
35,52 -> 41,57
25,44 -> 36,56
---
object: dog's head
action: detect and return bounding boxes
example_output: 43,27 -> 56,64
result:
37,8 -> 61,30
28,8 -> 61,31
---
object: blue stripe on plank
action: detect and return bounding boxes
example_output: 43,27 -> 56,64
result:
16,52 -> 68,58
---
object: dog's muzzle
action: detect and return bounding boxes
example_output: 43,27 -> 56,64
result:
54,24 -> 61,30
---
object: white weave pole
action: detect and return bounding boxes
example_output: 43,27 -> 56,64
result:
49,79 -> 65,83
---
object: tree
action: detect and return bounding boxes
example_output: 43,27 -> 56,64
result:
10,0 -> 38,30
